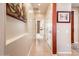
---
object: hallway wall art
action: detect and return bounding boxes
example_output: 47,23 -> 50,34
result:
57,11 -> 70,23
6,3 -> 26,22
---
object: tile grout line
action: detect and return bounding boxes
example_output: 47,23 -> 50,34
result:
27,41 -> 34,56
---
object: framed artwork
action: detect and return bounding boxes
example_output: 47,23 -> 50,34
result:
6,3 -> 26,22
57,11 -> 70,23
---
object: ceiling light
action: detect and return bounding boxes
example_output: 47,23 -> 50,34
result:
38,4 -> 40,6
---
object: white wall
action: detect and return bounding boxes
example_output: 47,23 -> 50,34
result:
57,3 -> 71,54
6,3 -> 36,56
24,4 -> 36,40
45,4 -> 52,49
0,3 -> 5,55
72,8 -> 79,43
6,16 -> 26,40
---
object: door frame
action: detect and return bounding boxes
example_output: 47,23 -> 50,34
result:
71,11 -> 74,43
52,4 -> 75,54
52,3 -> 57,54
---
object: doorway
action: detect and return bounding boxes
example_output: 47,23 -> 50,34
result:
36,20 -> 44,40
71,3 -> 79,55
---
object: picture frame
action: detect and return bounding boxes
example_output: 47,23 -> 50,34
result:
6,3 -> 26,22
57,11 -> 70,23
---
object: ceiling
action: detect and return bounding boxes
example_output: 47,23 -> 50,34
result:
72,3 -> 79,8
31,3 -> 50,15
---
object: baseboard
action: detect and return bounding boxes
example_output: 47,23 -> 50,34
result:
72,42 -> 78,44
57,51 -> 72,54
6,33 -> 27,46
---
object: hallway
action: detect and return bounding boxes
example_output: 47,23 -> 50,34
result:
4,3 -> 53,56
0,3 -> 79,56
29,39 -> 52,56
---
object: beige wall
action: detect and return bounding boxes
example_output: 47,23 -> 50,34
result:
6,3 -> 36,56
6,16 -> 26,40
24,4 -> 36,35
57,3 -> 71,54
72,8 -> 79,43
45,4 -> 52,49
0,3 -> 5,55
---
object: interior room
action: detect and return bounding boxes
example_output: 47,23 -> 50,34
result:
0,3 -> 79,56
5,3 -> 52,56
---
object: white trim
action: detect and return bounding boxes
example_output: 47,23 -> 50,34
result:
51,52 -> 72,56
57,51 -> 72,54
51,54 -> 57,56
74,42 -> 78,44
6,33 -> 27,46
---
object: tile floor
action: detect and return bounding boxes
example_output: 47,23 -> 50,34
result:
29,39 -> 79,56
29,39 -> 52,56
